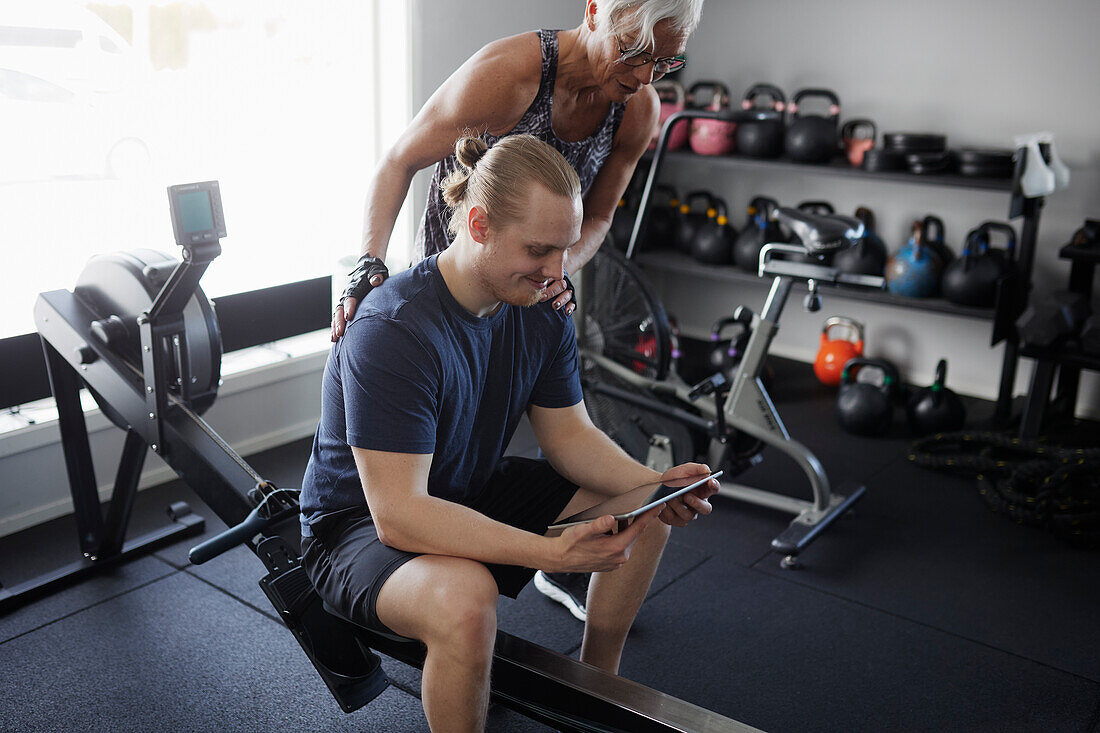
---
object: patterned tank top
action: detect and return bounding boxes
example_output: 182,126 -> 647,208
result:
414,29 -> 626,261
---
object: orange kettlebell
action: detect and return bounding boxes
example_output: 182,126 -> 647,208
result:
814,317 -> 864,386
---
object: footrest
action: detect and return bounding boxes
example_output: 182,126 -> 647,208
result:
771,482 -> 866,556
259,561 -> 389,713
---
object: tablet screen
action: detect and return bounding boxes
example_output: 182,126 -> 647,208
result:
548,471 -> 722,532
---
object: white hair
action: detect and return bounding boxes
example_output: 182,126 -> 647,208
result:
595,0 -> 703,51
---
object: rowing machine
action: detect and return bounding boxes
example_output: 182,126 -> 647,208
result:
13,180 -> 755,731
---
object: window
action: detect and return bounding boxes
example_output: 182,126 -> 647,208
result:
0,1 -> 413,340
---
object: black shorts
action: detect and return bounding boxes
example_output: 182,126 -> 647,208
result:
301,456 -> 578,638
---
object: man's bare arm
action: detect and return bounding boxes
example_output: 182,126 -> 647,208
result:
526,402 -> 660,497
352,445 -> 655,573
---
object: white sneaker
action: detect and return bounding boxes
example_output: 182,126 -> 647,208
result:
533,570 -> 588,622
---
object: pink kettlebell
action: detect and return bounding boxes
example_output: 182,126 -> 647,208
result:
689,81 -> 737,156
842,119 -> 877,168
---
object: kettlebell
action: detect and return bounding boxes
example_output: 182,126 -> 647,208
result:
691,197 -> 738,264
708,315 -> 752,382
976,221 -> 1017,279
785,89 -> 841,164
675,191 -> 714,254
834,207 -> 888,276
649,79 -> 689,151
941,226 -> 1004,308
736,84 -> 787,159
836,358 -> 900,436
814,316 -> 864,386
645,184 -> 681,251
841,118 -> 877,167
885,221 -> 942,298
689,81 -> 737,156
906,359 -> 966,435
733,196 -> 782,272
920,215 -> 955,270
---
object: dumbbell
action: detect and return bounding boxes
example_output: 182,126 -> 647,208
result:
1016,292 -> 1091,348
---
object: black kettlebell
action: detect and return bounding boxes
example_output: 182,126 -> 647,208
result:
676,191 -> 714,254
836,357 -> 900,436
942,226 -> 1004,307
733,196 -> 782,272
920,215 -> 955,270
645,184 -> 681,251
785,89 -> 841,164
834,207 -> 888,276
691,197 -> 738,264
906,359 -> 966,435
736,84 -> 787,159
708,314 -> 752,382
976,221 -> 1017,278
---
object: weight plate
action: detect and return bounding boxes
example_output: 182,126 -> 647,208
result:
958,162 -> 1014,178
861,148 -> 908,172
906,151 -> 956,174
883,132 -> 947,153
957,147 -> 1015,166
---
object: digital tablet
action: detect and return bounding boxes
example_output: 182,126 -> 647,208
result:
546,470 -> 722,535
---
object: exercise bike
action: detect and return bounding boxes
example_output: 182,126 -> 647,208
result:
578,109 -> 885,568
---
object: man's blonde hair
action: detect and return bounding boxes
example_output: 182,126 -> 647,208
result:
441,134 -> 581,237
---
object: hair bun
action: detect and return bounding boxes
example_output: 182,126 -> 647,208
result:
454,136 -> 489,170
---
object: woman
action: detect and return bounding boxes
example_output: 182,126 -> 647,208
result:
332,0 -> 702,337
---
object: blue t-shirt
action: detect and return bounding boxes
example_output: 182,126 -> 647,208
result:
299,254 -> 583,535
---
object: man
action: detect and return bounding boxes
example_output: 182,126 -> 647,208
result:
330,0 -> 705,623
300,133 -> 717,732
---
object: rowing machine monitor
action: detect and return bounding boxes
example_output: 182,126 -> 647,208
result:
168,180 -> 227,246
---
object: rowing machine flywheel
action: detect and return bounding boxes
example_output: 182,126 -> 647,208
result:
73,249 -> 222,421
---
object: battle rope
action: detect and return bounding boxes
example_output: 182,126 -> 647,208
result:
909,431 -> 1100,549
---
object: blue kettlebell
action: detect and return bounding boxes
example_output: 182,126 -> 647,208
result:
885,220 -> 942,298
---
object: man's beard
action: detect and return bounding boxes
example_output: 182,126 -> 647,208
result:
472,250 -> 544,308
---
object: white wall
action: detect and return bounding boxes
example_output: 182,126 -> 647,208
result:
0,352 -> 325,538
408,0 -> 1100,418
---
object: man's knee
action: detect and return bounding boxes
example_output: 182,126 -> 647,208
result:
423,560 -> 498,657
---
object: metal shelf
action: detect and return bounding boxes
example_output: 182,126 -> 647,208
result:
635,249 -> 996,321
1020,345 -> 1100,372
644,150 -> 1014,192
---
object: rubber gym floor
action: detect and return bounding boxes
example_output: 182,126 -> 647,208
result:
1,356 -> 1098,732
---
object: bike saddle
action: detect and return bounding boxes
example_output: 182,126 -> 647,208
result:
777,208 -> 865,254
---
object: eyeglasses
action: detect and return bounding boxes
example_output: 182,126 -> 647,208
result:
613,32 -> 686,75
